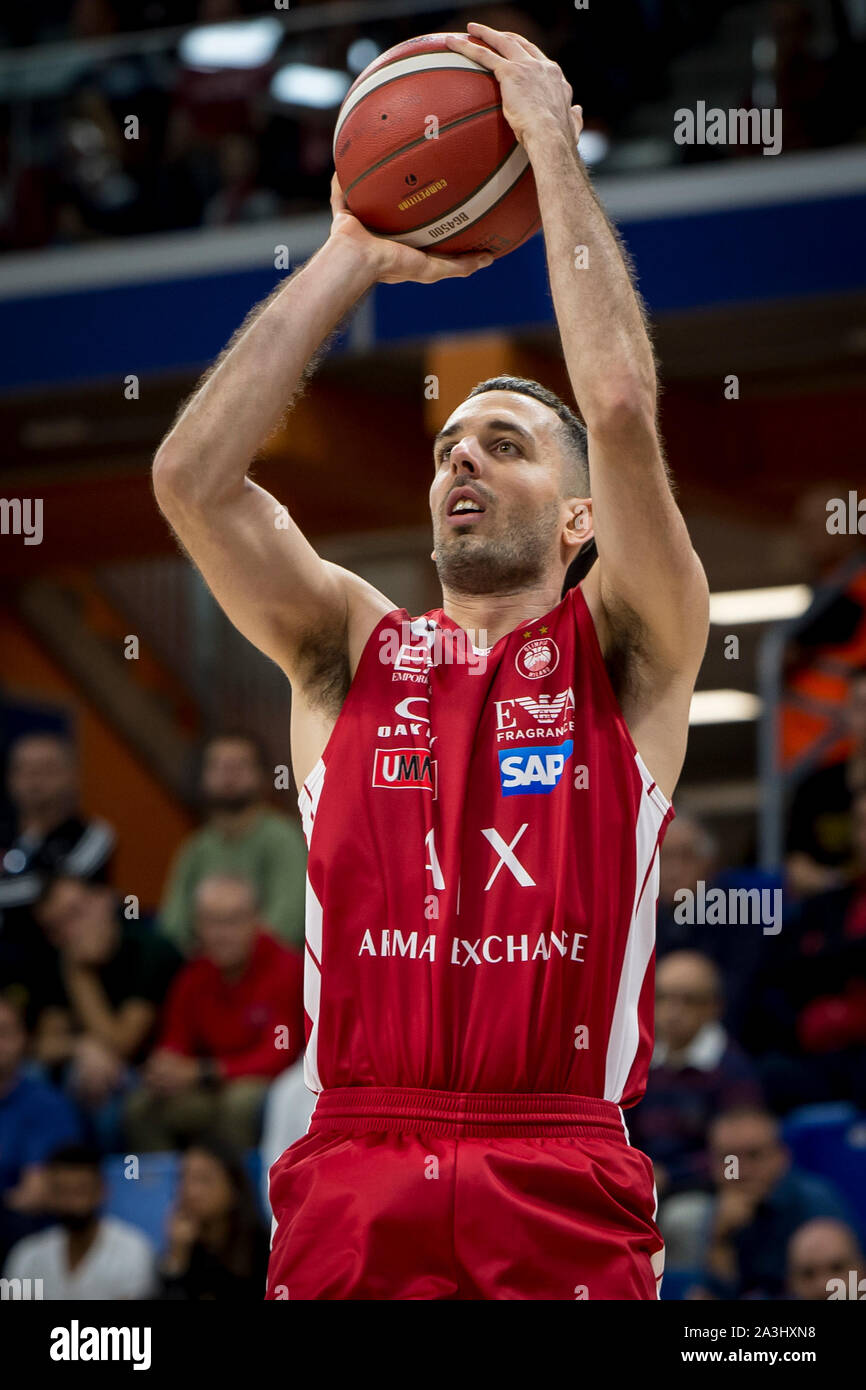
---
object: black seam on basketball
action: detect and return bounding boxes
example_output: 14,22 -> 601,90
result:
341,105 -> 505,198
392,143 -> 527,237
338,58 -> 488,125
333,63 -> 492,146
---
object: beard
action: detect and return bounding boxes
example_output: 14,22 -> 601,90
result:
57,1210 -> 98,1233
433,500 -> 560,596
205,792 -> 258,815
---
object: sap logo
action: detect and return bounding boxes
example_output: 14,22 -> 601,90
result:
373,747 -> 437,795
498,741 -> 573,795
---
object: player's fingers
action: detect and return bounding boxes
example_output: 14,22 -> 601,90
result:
571,104 -> 584,142
476,24 -> 547,62
330,172 -> 347,214
443,32 -> 498,71
425,250 -> 494,281
464,21 -> 531,60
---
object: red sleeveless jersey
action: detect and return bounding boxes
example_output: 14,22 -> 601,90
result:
298,583 -> 674,1108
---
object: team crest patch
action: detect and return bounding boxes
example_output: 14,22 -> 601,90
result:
515,636 -> 559,680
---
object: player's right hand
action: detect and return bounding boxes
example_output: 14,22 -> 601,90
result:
328,174 -> 494,285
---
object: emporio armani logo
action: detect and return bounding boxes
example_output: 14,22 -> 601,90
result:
511,691 -> 571,724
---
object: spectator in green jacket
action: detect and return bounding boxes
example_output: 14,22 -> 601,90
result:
159,731 -> 306,952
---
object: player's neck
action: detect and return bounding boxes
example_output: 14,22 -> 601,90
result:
439,582 -> 564,649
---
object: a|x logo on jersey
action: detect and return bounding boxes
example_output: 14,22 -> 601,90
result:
482,823 -> 535,889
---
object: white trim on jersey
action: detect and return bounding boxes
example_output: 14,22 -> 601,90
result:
651,1245 -> 666,1299
618,1104 -> 632,1145
299,757 -> 325,844
617,1102 -> 666,1299
299,757 -> 328,1094
603,752 -> 670,1105
333,51 -> 488,154
303,889 -> 323,1095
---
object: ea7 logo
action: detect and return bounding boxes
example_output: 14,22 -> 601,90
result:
373,748 -> 437,795
498,741 -> 573,795
394,642 -> 433,672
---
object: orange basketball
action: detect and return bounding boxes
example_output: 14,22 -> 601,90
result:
332,32 -> 541,259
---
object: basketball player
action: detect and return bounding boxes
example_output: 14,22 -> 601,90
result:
153,23 -> 709,1299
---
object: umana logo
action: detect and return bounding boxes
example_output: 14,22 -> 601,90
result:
373,747 -> 437,795
498,741 -> 573,795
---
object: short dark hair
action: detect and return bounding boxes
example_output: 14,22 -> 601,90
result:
47,1143 -> 102,1173
36,872 -> 107,910
466,375 -> 589,495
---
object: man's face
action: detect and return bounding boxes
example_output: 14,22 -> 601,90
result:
655,953 -> 719,1052
0,1002 -> 26,1079
657,818 -> 713,905
179,1148 -> 233,1222
194,878 -> 258,970
48,1165 -> 103,1230
710,1114 -> 787,1199
7,736 -> 77,820
429,391 -> 589,596
788,1223 -> 862,1301
37,879 -> 116,958
201,739 -> 263,813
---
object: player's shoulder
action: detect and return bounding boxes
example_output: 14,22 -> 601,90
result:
320,559 -> 392,608
321,560 -> 398,627
287,562 -> 400,721
320,560 -> 402,666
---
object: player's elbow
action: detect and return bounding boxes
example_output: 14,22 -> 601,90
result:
582,382 -> 656,441
152,441 -> 225,516
151,443 -> 187,514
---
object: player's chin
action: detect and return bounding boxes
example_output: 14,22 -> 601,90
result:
440,528 -> 485,547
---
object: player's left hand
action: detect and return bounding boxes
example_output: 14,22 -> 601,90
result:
445,22 -> 580,150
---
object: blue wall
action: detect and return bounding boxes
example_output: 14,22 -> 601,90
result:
2,191 -> 864,394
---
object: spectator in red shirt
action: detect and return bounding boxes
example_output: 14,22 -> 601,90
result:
124,873 -> 303,1151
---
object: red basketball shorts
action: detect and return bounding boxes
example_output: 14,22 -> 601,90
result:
266,1087 -> 665,1301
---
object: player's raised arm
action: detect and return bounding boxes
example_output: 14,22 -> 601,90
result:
445,24 -> 709,677
152,179 -> 493,684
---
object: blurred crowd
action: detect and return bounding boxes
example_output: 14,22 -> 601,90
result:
1,0 -> 863,252
0,0 -> 865,1304
0,727 -> 311,1298
1,657 -> 865,1299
